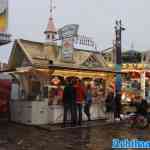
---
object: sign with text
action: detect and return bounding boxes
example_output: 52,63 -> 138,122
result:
58,24 -> 79,39
0,0 -> 8,32
61,37 -> 74,62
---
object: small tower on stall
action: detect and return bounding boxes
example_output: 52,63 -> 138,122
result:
44,0 -> 57,44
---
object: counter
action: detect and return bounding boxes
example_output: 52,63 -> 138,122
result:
10,100 -> 49,125
49,103 -> 106,124
10,100 -> 105,125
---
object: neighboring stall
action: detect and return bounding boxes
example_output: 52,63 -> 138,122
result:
121,64 -> 150,113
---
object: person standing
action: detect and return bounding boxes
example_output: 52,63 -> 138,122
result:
84,84 -> 92,121
136,98 -> 148,117
74,79 -> 85,125
114,93 -> 122,121
63,80 -> 76,127
105,88 -> 115,122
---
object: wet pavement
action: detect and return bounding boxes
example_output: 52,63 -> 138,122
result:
0,121 -> 150,150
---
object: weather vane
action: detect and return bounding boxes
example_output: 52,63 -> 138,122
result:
50,0 -> 56,18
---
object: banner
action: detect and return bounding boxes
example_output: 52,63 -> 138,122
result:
0,0 -> 8,32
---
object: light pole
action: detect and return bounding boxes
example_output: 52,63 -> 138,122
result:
114,20 -> 125,119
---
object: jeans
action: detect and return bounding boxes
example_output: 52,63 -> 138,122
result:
63,103 -> 76,126
84,102 -> 91,121
76,103 -> 82,125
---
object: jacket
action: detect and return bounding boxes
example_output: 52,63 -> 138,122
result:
63,85 -> 76,105
85,90 -> 92,103
74,83 -> 85,104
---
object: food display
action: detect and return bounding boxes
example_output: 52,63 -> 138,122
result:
48,76 -> 106,105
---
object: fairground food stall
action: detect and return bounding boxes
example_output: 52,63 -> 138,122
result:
8,22 -> 117,125
10,65 -> 115,125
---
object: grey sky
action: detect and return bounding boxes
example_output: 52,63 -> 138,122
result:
0,0 -> 150,62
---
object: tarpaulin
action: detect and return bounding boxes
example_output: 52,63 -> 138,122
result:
0,80 -> 11,112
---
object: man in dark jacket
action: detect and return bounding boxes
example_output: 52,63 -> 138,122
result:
114,93 -> 122,120
63,80 -> 76,127
136,99 -> 148,116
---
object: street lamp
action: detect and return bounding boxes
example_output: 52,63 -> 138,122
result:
114,20 -> 125,119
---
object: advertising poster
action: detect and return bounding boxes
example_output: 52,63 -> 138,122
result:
0,0 -> 8,32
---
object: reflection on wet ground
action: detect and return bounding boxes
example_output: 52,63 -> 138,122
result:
0,122 -> 150,150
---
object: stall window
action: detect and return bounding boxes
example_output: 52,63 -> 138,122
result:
29,81 -> 41,100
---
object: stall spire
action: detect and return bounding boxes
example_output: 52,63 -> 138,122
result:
44,0 -> 57,44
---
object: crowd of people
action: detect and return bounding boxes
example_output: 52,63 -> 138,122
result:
62,78 -> 121,127
63,79 -> 92,127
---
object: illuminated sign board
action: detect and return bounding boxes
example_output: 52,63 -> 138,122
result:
122,64 -> 144,70
0,0 -> 8,32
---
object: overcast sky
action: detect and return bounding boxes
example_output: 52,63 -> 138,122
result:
0,0 -> 150,62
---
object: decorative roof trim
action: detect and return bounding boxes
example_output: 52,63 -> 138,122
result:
19,39 -> 43,45
8,41 -> 18,69
17,39 -> 33,65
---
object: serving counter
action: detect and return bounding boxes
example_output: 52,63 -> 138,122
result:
10,100 -> 105,125
49,103 -> 106,124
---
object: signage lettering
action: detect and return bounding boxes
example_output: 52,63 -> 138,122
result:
58,24 -> 79,39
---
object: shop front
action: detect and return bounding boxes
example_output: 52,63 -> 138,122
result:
9,65 -> 114,125
46,65 -> 111,124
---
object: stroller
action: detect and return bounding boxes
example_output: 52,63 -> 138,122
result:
127,100 -> 150,128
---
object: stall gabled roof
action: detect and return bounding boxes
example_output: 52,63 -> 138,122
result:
8,39 -> 33,69
8,39 -> 107,70
8,39 -> 55,69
